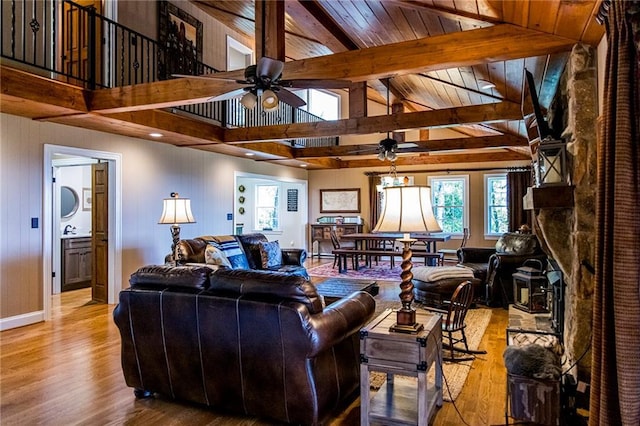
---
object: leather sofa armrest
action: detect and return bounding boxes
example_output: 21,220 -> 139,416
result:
281,248 -> 307,266
306,291 -> 376,357
458,247 -> 495,263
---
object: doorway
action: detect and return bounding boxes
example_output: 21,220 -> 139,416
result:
43,145 -> 122,320
226,36 -> 253,71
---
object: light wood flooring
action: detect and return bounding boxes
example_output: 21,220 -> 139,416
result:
1,258 -> 509,425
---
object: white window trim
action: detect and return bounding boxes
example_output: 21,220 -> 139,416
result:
484,173 -> 507,239
427,174 -> 469,237
255,183 -> 281,232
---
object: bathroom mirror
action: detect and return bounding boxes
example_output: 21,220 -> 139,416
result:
61,186 -> 79,218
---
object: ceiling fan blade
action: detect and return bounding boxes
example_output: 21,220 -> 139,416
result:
275,88 -> 306,108
280,79 -> 352,89
208,88 -> 248,102
256,57 -> 284,81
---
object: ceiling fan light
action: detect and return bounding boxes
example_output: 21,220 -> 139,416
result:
240,91 -> 258,109
387,150 -> 397,161
262,89 -> 279,111
378,150 -> 386,161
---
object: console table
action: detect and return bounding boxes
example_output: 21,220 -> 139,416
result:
360,309 -> 442,425
310,223 -> 363,258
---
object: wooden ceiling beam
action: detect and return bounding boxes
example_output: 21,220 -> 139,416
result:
0,66 -> 90,114
87,24 -> 576,113
224,101 -> 522,142
104,109 -> 226,144
294,134 -> 528,158
338,150 -> 531,169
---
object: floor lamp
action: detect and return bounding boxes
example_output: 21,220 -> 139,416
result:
373,185 -> 442,333
158,192 -> 196,263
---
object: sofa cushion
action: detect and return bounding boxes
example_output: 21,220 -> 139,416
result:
236,233 -> 269,269
495,233 -> 539,255
204,243 -> 232,268
208,268 -> 324,314
130,265 -> 212,290
412,265 -> 474,282
211,236 -> 250,269
259,240 -> 283,269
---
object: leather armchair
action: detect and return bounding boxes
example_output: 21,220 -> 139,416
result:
485,233 -> 547,308
456,246 -> 496,284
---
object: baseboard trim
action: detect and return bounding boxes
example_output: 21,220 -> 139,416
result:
0,311 -> 44,331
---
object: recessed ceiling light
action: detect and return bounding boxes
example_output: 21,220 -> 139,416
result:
245,152 -> 255,156
149,132 -> 163,138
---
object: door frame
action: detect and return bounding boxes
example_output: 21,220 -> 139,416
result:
43,144 -> 122,319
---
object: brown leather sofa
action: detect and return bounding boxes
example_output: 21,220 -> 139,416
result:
113,265 -> 376,425
173,232 -> 308,277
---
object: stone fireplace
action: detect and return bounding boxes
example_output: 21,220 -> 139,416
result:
529,43 -> 597,383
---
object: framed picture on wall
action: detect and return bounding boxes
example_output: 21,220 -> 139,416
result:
158,1 -> 203,80
82,188 -> 92,211
320,188 -> 360,213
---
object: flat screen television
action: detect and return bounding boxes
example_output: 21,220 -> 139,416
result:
522,69 -> 553,142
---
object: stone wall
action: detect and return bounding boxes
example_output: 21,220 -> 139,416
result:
537,44 -> 597,381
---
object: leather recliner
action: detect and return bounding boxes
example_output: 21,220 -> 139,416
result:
113,265 -> 376,425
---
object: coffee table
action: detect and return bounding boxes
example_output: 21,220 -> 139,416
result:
315,278 -> 379,304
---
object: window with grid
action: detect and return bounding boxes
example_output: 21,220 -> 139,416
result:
485,174 -> 508,236
255,184 -> 279,230
428,175 -> 469,235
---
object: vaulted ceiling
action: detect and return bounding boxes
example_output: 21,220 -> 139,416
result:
0,0 -> 605,169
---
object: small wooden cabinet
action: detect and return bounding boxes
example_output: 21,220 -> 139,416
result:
61,237 -> 92,292
310,223 -> 362,258
360,309 -> 443,425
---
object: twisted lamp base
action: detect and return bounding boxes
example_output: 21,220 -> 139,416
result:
390,238 -> 424,334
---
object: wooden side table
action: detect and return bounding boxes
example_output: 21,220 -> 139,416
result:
360,309 -> 443,425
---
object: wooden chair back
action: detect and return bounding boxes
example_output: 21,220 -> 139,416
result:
443,280 -> 474,332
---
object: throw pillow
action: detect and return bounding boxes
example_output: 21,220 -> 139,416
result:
258,240 -> 282,269
204,243 -> 232,268
211,236 -> 250,269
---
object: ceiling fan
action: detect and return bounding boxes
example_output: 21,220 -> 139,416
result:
175,57 -> 349,110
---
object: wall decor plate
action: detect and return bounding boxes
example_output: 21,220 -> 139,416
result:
238,207 -> 245,214
238,185 -> 246,193
238,196 -> 245,204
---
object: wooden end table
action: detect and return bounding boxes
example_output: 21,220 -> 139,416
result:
360,309 -> 443,425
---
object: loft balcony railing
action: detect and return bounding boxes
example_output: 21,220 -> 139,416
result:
1,0 -> 337,148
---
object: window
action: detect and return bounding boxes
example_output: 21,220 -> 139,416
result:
485,174 -> 508,236
295,89 -> 340,120
428,175 -> 469,234
255,184 -> 279,230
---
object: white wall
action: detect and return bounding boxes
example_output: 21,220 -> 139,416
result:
0,113 -> 307,321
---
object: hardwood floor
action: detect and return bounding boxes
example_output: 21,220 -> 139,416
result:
1,259 -> 509,425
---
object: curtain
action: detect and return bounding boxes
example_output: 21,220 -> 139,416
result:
368,174 -> 380,230
590,2 -> 640,425
507,170 -> 531,232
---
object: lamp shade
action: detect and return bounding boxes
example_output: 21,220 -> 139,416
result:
373,186 -> 441,233
262,89 -> 279,111
158,195 -> 196,225
240,91 -> 258,109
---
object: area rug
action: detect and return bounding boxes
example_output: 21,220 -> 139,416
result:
369,307 -> 492,402
307,261 -> 402,281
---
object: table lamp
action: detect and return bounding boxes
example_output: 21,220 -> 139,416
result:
158,192 -> 196,262
373,185 -> 442,333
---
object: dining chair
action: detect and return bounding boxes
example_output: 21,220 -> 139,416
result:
330,229 -> 357,270
438,227 -> 469,264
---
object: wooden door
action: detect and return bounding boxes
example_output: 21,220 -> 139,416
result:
91,162 -> 108,303
62,0 -> 102,86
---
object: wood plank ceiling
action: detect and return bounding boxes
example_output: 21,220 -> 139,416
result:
0,0 -> 605,170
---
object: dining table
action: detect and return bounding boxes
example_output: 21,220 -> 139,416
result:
341,232 -> 451,252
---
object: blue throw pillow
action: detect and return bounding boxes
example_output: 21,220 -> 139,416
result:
211,238 -> 249,269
